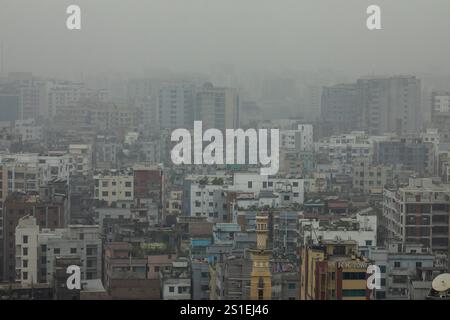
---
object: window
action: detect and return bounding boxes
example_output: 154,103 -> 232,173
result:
102,191 -> 108,197
54,248 -> 60,254
248,181 -> 252,188
330,289 -> 336,298
169,286 -> 174,293
23,260 -> 28,268
125,192 -> 132,197
365,240 -> 373,246
380,265 -> 386,273
125,182 -> 132,188
258,278 -> 264,300
394,261 -> 401,268
23,247 -> 28,256
343,272 -> 366,280
288,283 -> 296,289
154,266 -> 160,272
293,182 -> 298,187
263,182 -> 267,188
416,262 -> 422,268
342,289 -> 366,297
333,245 -> 346,255
23,235 -> 28,244
23,272 -> 28,280
70,248 -> 77,254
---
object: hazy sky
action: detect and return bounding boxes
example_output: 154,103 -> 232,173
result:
0,0 -> 449,78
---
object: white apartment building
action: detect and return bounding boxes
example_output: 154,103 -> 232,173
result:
232,172 -> 304,204
161,258 -> 191,300
46,81 -> 108,119
94,169 -> 134,205
158,82 -> 196,130
352,158 -> 393,194
383,178 -> 450,255
280,124 -> 313,152
432,91 -> 450,114
69,144 -> 92,176
196,83 -> 239,130
15,216 -> 102,285
166,190 -> 182,217
0,152 -> 71,185
232,191 -> 281,211
14,119 -> 43,142
124,132 -> 139,145
315,131 -> 375,164
299,209 -> 377,257
15,215 -> 40,285
368,243 -> 435,300
182,172 -> 304,222
182,175 -> 230,222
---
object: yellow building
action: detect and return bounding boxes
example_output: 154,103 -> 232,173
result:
300,240 -> 371,300
249,214 -> 272,300
94,169 -> 134,205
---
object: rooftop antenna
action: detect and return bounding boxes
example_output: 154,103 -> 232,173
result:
432,273 -> 450,296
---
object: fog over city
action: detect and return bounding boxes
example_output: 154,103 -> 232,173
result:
0,0 -> 449,303
1,0 -> 449,79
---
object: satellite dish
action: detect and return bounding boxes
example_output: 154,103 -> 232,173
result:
432,273 -> 450,292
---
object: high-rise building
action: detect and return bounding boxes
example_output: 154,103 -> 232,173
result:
15,216 -> 102,285
352,158 -> 394,194
321,84 -> 359,136
280,124 -> 314,152
47,80 -> 107,120
158,82 -> 195,130
382,178 -> 449,263
1,73 -> 48,121
0,90 -> 20,122
430,91 -> 450,142
1,192 -> 66,282
431,91 -> 450,116
357,76 -> 421,136
375,138 -> 435,175
196,83 -> 239,131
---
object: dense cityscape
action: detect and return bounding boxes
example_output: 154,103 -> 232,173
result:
0,0 -> 449,302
